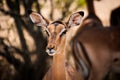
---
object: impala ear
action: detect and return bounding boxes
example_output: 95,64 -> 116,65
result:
67,11 -> 84,28
28,10 -> 49,27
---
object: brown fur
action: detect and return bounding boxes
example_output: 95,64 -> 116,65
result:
43,23 -> 83,80
29,10 -> 85,80
72,21 -> 120,80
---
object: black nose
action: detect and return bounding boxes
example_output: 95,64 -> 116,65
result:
47,47 -> 54,51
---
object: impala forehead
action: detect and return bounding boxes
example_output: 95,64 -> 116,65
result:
47,22 -> 66,34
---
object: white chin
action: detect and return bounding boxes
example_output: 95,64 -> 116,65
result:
46,49 -> 56,56
48,52 -> 56,56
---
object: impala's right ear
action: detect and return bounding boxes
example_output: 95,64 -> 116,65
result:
67,11 -> 84,28
28,10 -> 49,27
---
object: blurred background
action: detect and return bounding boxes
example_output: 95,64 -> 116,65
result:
0,0 -> 120,80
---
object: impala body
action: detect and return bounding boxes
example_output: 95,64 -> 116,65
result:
70,0 -> 120,80
71,18 -> 120,80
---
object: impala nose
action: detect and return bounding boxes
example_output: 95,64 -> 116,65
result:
47,47 -> 54,51
46,46 -> 55,56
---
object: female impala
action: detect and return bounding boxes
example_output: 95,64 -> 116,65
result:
71,0 -> 120,80
28,10 -> 87,80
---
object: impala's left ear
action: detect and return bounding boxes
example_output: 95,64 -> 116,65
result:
67,11 -> 84,28
28,10 -> 49,27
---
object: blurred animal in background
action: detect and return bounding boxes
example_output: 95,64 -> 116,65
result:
71,0 -> 120,80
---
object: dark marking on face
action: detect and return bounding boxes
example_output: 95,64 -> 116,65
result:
52,21 -> 64,26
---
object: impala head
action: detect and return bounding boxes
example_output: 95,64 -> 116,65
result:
28,10 -> 84,56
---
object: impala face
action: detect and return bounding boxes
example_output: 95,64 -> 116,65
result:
28,10 -> 84,56
45,21 -> 67,55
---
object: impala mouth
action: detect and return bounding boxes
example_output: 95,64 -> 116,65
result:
46,49 -> 56,56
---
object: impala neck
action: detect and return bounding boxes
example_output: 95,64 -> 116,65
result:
52,36 -> 67,80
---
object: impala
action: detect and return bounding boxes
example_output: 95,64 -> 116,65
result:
71,0 -> 120,80
28,10 -> 87,80
71,1 -> 120,80
72,24 -> 120,80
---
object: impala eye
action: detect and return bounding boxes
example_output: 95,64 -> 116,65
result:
60,29 -> 67,37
